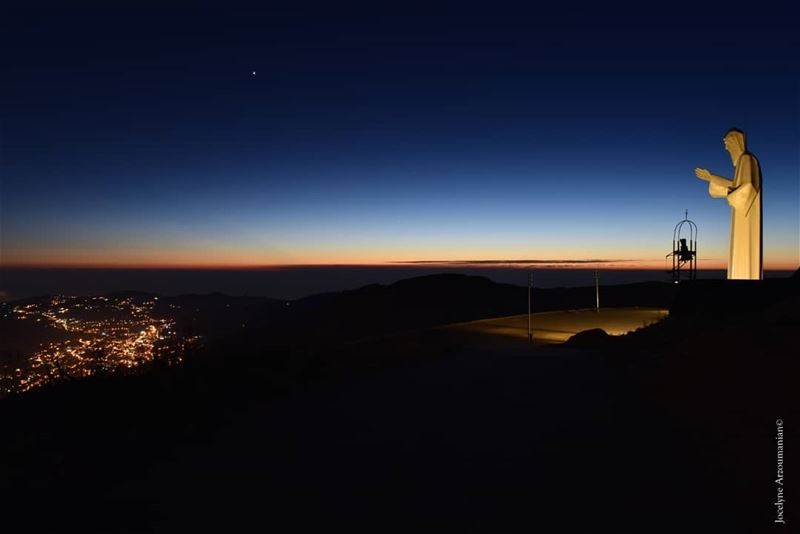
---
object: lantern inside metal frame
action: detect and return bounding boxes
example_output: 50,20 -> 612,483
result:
666,211 -> 697,283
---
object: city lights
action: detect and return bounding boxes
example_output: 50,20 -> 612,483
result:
0,295 -> 199,396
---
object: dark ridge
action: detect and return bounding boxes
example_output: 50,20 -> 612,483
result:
103,290 -> 159,299
274,274 -> 677,346
563,328 -> 612,348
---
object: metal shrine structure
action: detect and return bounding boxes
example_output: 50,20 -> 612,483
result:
666,210 -> 697,282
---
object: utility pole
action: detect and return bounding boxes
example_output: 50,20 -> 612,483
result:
528,272 -> 533,343
595,269 -> 600,312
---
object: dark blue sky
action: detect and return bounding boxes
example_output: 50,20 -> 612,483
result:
1,2 -> 797,269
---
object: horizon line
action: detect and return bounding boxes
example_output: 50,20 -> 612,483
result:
3,259 -> 673,270
2,261 -> 796,271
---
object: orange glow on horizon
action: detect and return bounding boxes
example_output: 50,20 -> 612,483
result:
4,234 -> 798,272
2,241 -> 797,271
2,258 -> 797,271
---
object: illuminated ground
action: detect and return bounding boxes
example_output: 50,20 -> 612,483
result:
448,307 -> 668,344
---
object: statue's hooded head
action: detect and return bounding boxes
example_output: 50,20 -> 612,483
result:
723,128 -> 746,166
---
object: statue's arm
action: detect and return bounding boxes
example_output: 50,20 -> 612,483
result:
708,173 -> 733,188
695,168 -> 733,188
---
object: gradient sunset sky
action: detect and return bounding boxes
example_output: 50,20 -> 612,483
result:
1,3 -> 798,270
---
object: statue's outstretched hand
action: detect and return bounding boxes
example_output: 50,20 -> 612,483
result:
694,168 -> 712,181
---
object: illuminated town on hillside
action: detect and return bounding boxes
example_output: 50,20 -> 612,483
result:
0,295 -> 199,396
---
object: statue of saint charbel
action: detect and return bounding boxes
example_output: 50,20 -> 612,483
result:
695,128 -> 762,280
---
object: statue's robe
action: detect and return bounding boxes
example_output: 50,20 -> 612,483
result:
708,152 -> 762,279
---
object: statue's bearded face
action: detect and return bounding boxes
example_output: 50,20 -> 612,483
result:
723,135 -> 741,157
723,131 -> 746,156
723,132 -> 746,166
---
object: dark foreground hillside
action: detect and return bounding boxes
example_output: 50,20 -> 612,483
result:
1,272 -> 798,532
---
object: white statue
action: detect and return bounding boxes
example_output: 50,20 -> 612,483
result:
695,128 -> 762,280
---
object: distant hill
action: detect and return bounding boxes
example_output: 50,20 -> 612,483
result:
273,274 -> 677,344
